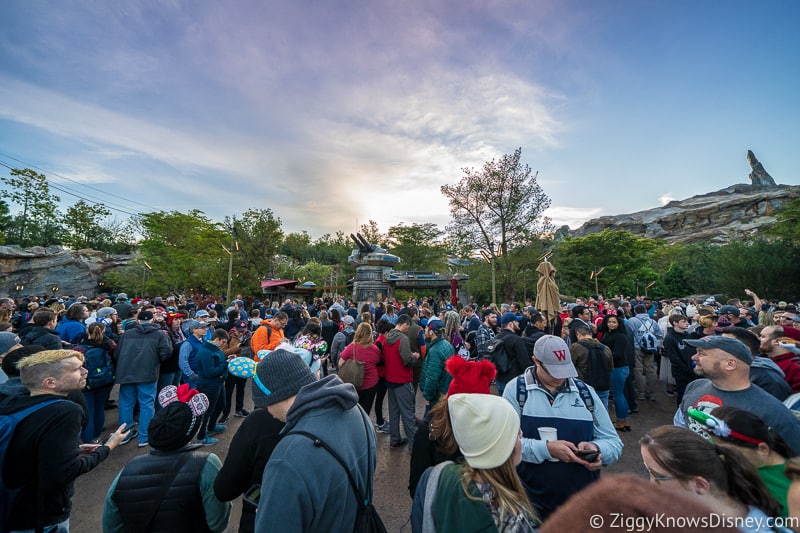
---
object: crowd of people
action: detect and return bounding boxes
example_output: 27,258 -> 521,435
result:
1,290 -> 800,531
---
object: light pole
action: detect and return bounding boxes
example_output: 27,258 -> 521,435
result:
589,267 -> 604,296
141,261 -> 152,297
645,281 -> 656,298
480,249 -> 497,305
225,216 -> 239,301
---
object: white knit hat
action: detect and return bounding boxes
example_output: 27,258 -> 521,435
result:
448,393 -> 520,469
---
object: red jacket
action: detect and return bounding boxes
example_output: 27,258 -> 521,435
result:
771,352 -> 800,391
384,329 -> 414,384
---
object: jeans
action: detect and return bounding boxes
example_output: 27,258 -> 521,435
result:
81,386 -> 112,443
388,382 -> 416,449
11,518 -> 69,533
596,389 -> 610,411
495,379 -> 507,396
197,381 -> 225,439
610,366 -> 630,420
118,381 -> 157,444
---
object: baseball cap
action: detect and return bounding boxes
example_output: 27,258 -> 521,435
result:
500,312 -> 521,326
137,310 -> 154,321
426,319 -> 444,333
341,315 -> 355,325
684,336 -> 752,365
718,305 -> 740,317
234,320 -> 249,330
195,310 -> 209,318
533,335 -> 578,379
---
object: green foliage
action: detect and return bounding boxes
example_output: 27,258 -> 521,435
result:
281,231 -> 312,263
705,239 -> 800,300
62,200 -> 136,253
553,230 -> 662,297
1,168 -> 64,247
0,199 -> 10,245
386,223 -> 448,272
358,220 -> 386,247
229,209 -> 284,294
766,197 -> 800,244
137,210 -> 228,294
442,148 -> 552,301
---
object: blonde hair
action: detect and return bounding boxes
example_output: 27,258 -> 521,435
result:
444,311 -> 461,341
353,322 -> 374,347
87,322 -> 105,342
18,349 -> 84,390
461,455 -> 538,526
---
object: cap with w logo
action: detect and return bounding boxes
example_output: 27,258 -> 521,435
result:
533,335 -> 578,379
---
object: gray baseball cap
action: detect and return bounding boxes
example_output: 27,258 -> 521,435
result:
684,335 -> 752,365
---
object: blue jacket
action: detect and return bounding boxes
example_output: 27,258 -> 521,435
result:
196,341 -> 228,386
56,319 -> 86,344
255,376 -> 375,533
502,365 -> 623,519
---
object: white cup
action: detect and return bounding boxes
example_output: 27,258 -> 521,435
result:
538,427 -> 559,461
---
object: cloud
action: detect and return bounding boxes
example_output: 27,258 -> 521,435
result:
659,193 -> 675,205
545,206 -> 604,229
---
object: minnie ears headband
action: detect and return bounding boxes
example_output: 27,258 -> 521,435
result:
687,408 -> 764,446
158,384 -> 209,417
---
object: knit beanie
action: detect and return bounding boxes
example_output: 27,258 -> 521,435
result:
149,385 -> 209,451
448,393 -> 520,469
446,356 -> 496,396
0,332 -> 21,355
252,348 -> 316,408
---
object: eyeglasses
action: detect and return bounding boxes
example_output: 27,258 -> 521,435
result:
644,465 -> 675,483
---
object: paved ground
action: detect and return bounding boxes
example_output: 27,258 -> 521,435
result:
71,380 -> 676,532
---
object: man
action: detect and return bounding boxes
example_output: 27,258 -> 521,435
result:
384,315 -> 420,451
718,304 -> 751,329
219,320 -> 252,423
0,332 -> 22,384
502,335 -> 622,520
675,335 -> 800,455
195,329 -> 231,446
475,309 -> 497,360
567,305 -> 594,344
462,306 -> 481,335
20,308 -> 63,350
330,315 -> 356,370
493,312 -> 530,394
114,310 -> 173,447
759,325 -> 800,391
253,349 -> 376,532
662,314 -> 697,406
1,349 -> 129,532
570,326 -> 613,409
721,326 -> 793,401
111,293 -> 133,320
250,311 -> 287,359
627,304 -> 663,402
179,321 -> 208,388
522,311 -> 548,355
403,307 -> 425,392
420,319 -> 454,410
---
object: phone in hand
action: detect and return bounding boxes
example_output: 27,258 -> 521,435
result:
575,449 -> 599,462
244,483 -> 261,507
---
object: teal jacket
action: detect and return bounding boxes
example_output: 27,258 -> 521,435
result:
421,336 -> 454,404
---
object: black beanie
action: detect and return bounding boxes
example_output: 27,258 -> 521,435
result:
148,402 -> 201,451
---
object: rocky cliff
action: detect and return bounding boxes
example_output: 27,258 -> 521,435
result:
568,183 -> 800,244
0,245 -> 131,297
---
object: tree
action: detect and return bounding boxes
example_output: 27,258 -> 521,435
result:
230,209 -> 284,294
766,197 -> 800,244
358,220 -> 385,247
386,223 -> 447,272
0,168 -> 63,247
281,231 -> 312,263
0,199 -> 10,245
63,200 -> 112,250
442,148 -> 552,301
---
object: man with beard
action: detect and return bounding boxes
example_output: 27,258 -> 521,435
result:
493,312 -> 530,394
674,335 -> 800,454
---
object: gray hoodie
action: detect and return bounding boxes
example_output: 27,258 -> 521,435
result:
750,356 -> 794,401
255,375 -> 375,532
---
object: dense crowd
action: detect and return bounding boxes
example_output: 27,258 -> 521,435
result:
2,290 -> 800,532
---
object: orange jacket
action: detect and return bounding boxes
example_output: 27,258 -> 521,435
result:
250,319 -> 285,361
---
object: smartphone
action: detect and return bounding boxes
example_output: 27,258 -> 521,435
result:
575,449 -> 599,462
244,483 -> 261,507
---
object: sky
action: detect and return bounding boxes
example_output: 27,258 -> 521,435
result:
1,0 -> 799,239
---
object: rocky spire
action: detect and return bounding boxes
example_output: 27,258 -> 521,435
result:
747,150 -> 777,187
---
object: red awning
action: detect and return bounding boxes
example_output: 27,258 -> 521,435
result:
260,279 -> 298,289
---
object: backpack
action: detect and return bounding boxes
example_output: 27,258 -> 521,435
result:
578,340 -> 610,392
463,331 -> 478,360
1,399 -> 66,532
77,344 -> 115,390
343,329 -> 355,348
637,319 -> 659,354
485,336 -> 510,374
516,367 -> 594,413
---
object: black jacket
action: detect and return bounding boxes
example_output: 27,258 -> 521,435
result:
19,325 -> 62,350
0,389 -> 109,531
496,329 -> 531,383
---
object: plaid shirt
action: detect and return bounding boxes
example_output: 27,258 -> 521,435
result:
475,323 -> 496,359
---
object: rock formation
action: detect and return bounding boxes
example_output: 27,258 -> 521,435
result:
0,245 -> 131,297
747,150 -> 777,187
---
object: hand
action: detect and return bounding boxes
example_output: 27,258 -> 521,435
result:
545,439 -> 580,462
744,289 -> 753,296
412,352 -> 420,360
79,443 -> 102,454
576,442 -> 603,471
103,423 -> 131,451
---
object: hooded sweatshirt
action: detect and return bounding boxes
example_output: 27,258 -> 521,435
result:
751,356 -> 794,400
0,387 -> 110,530
385,328 -> 414,384
254,375 -> 375,533
114,322 -> 172,384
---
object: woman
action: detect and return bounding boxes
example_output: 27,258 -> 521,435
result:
411,394 -> 538,532
707,406 -> 795,516
293,321 -> 328,372
76,322 -> 116,443
692,315 -> 717,338
444,311 -> 465,356
409,356 -> 496,499
319,310 -> 338,376
373,318 -> 392,433
339,322 -> 383,416
640,426 -> 787,532
383,302 -> 398,325
600,313 -> 632,431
